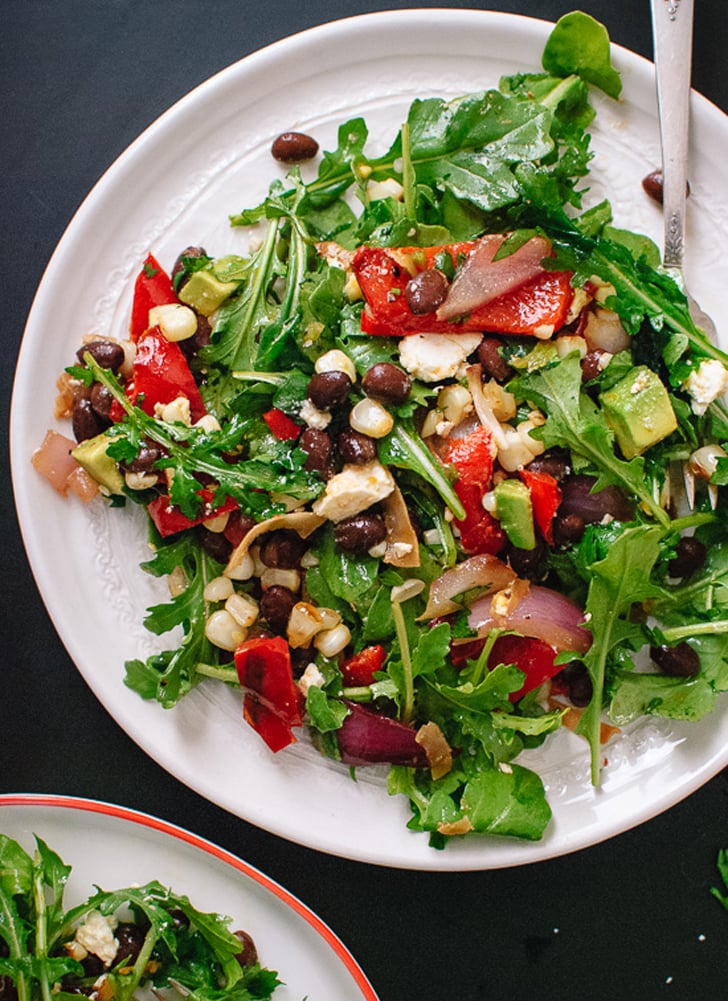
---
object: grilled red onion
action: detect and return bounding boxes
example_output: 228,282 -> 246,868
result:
336,702 -> 428,767
420,553 -> 517,619
436,234 -> 551,321
468,584 -> 592,654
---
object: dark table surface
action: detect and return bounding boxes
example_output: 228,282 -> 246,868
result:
3,2 -> 728,999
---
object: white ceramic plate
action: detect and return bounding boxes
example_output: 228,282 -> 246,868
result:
11,10 -> 728,870
0,794 -> 378,1000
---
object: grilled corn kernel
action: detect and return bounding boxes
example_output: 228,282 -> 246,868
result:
203,575 -> 234,603
314,623 -> 352,658
205,610 -> 246,651
225,592 -> 259,629
349,397 -> 394,438
260,567 -> 301,592
194,414 -> 222,433
124,469 -> 158,491
202,511 -> 229,533
315,349 -> 357,382
225,552 -> 255,581
287,601 -> 324,648
437,384 -> 473,426
318,607 -> 342,630
149,303 -> 198,342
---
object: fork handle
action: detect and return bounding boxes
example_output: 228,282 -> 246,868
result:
650,0 -> 694,268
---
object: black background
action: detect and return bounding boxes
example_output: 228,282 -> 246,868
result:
3,3 -> 728,999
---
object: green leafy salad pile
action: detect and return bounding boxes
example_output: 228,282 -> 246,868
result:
42,11 -> 728,848
0,833 -> 280,1001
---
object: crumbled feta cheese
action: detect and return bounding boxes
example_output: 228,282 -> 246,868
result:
300,398 -> 332,429
75,911 -> 118,967
155,395 -> 192,426
298,662 -> 325,696
312,460 -> 395,522
685,359 -> 728,415
399,332 -> 483,383
390,542 -> 414,559
630,369 -> 651,395
367,177 -> 404,201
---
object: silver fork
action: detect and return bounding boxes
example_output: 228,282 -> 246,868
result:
650,0 -> 718,343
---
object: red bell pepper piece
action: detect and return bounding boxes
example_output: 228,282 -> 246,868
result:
147,489 -> 238,538
519,468 -> 562,545
445,426 -> 505,555
451,633 -> 560,701
340,644 -> 387,687
130,253 -> 179,342
132,327 -> 206,423
352,243 -> 573,337
234,636 -> 303,753
263,408 -> 302,441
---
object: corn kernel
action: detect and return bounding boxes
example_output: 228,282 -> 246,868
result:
315,349 -> 357,383
149,303 -> 198,342
261,567 -> 301,592
205,610 -> 246,651
225,552 -> 255,581
314,623 -> 352,658
225,592 -> 259,629
203,575 -> 234,602
349,397 -> 394,438
287,601 -> 324,648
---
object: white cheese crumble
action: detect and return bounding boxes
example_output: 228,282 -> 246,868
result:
298,662 -> 325,695
299,398 -> 332,429
398,332 -> 483,383
155,395 -> 192,426
312,460 -> 395,522
685,359 -> 728,415
74,911 -> 118,967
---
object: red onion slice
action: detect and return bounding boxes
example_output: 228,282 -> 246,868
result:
468,584 -> 592,654
436,234 -> 552,321
337,701 -> 428,767
420,553 -> 517,619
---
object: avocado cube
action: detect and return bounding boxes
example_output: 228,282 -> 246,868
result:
600,365 -> 677,459
72,433 -> 124,495
178,269 -> 238,316
494,479 -> 536,550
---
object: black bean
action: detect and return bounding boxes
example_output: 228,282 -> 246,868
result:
333,513 -> 387,554
558,474 -> 634,524
668,536 -> 707,578
552,512 -> 586,546
89,382 -> 113,420
525,450 -> 570,482
72,397 -> 105,442
198,527 -> 233,564
259,529 -> 307,569
260,585 -> 297,633
113,923 -> 146,967
271,131 -> 319,163
404,269 -> 449,314
641,169 -> 690,206
180,313 -> 212,358
128,442 -> 162,473
76,339 -> 125,372
307,370 -> 352,410
171,245 -> 207,288
233,929 -> 259,968
361,362 -> 411,406
559,662 -> 593,707
581,349 -> 610,383
299,427 -> 333,476
650,642 -> 700,677
337,428 -> 377,465
478,337 -> 513,383
506,538 -> 547,578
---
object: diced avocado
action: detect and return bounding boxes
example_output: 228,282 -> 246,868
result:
178,269 -> 238,316
600,365 -> 677,459
71,433 -> 124,495
494,479 -> 535,550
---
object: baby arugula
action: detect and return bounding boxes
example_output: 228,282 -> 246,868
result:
0,835 -> 279,1001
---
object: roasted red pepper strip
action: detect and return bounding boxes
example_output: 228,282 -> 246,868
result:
130,253 -> 179,342
445,426 -> 505,555
147,490 -> 238,538
340,644 -> 387,687
132,327 -> 207,423
519,468 -> 562,545
234,636 -> 303,753
352,243 -> 573,337
263,408 -> 302,441
451,633 -> 560,701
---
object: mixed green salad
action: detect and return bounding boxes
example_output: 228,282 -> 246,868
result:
34,12 -> 728,847
0,833 -> 280,1001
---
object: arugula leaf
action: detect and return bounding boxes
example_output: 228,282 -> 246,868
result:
542,11 -> 622,99
378,420 -> 465,519
512,352 -> 669,524
577,525 -> 667,782
712,849 -> 728,912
